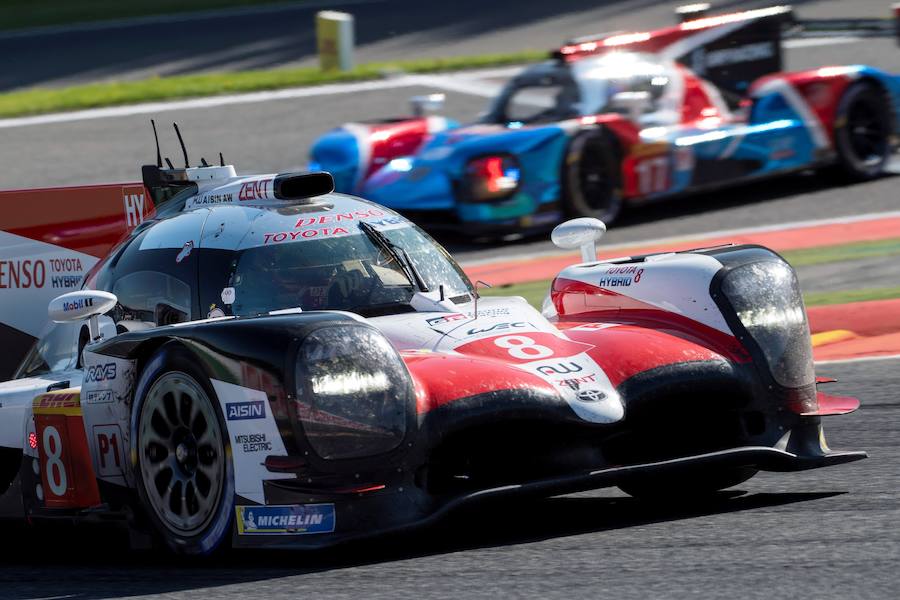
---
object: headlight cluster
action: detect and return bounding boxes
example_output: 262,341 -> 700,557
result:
720,260 -> 814,389
463,155 -> 521,202
294,324 -> 412,460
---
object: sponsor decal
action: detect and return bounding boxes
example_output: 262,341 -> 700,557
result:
464,307 -> 510,319
221,287 -> 236,305
175,241 -> 194,263
234,433 -> 273,453
294,209 -> 385,228
122,188 -> 146,228
263,228 -> 351,244
93,424 -> 124,477
558,374 -> 597,390
576,389 -> 607,402
597,266 -> 644,288
84,363 -> 117,383
705,41 -> 774,69
226,400 -> 266,421
236,504 -> 335,535
0,257 -> 86,290
32,392 -> 80,410
84,390 -> 113,405
62,297 -> 94,312
0,259 -> 46,289
238,179 -> 272,201
536,361 -> 583,376
465,321 -> 530,336
426,313 -> 467,327
194,192 -> 234,205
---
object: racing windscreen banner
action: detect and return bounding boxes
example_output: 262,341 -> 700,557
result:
0,183 -> 151,379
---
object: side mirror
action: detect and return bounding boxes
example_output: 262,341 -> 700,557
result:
608,90 -> 652,122
551,218 -> 607,263
48,290 -> 118,343
410,93 -> 446,117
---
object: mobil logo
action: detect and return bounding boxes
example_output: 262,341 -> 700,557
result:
226,400 -> 266,421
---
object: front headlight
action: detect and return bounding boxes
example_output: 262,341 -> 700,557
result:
462,154 -> 521,202
294,324 -> 413,460
720,260 -> 814,388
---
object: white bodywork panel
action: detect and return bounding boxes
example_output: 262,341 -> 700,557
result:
556,252 -> 733,335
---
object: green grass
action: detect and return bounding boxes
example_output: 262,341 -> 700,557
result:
481,279 -> 551,309
0,50 -> 548,118
482,280 -> 900,311
2,1 -> 292,31
780,237 -> 900,267
803,286 -> 900,307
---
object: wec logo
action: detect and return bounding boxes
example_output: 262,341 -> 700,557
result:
226,401 -> 265,421
85,363 -> 117,382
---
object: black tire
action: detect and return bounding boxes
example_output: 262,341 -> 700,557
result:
833,81 -> 892,180
562,129 -> 624,225
618,467 -> 758,502
132,344 -> 234,555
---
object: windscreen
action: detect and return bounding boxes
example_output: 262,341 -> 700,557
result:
224,223 -> 473,316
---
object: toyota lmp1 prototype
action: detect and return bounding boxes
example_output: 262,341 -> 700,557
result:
310,5 -> 900,234
0,159 -> 865,554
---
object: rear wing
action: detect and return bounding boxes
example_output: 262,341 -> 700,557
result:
557,5 -> 794,101
0,183 -> 152,379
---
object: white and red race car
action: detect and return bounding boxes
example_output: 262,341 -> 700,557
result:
0,157 -> 864,553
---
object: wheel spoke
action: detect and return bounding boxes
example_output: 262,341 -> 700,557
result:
139,371 -> 225,535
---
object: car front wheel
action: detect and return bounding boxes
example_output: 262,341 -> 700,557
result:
133,345 -> 234,555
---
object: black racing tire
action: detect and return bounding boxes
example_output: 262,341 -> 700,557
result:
833,81 -> 892,180
618,467 -> 758,502
562,128 -> 624,225
132,344 -> 234,555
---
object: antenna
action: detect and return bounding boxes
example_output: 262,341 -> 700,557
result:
165,157 -> 174,169
219,152 -> 225,167
172,122 -> 190,168
150,119 -> 162,168
200,157 -> 209,167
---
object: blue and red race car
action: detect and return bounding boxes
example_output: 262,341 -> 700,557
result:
310,6 -> 900,234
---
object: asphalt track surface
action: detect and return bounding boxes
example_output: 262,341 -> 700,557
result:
0,356 -> 895,599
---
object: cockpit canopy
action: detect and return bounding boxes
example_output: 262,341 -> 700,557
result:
484,52 -> 680,126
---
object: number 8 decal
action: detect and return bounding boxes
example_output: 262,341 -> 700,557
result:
494,335 -> 553,360
42,425 -> 68,497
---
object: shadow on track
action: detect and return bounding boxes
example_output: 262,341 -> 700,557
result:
0,489 -> 844,599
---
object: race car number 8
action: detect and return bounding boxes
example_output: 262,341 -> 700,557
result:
494,335 -> 553,360
42,425 -> 68,497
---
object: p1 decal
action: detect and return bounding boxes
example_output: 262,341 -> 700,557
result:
236,504 -> 336,535
93,424 -> 124,478
226,400 -> 265,421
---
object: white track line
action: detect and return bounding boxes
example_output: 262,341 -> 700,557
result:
783,36 -> 862,48
816,353 -> 900,366
460,209 -> 900,267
